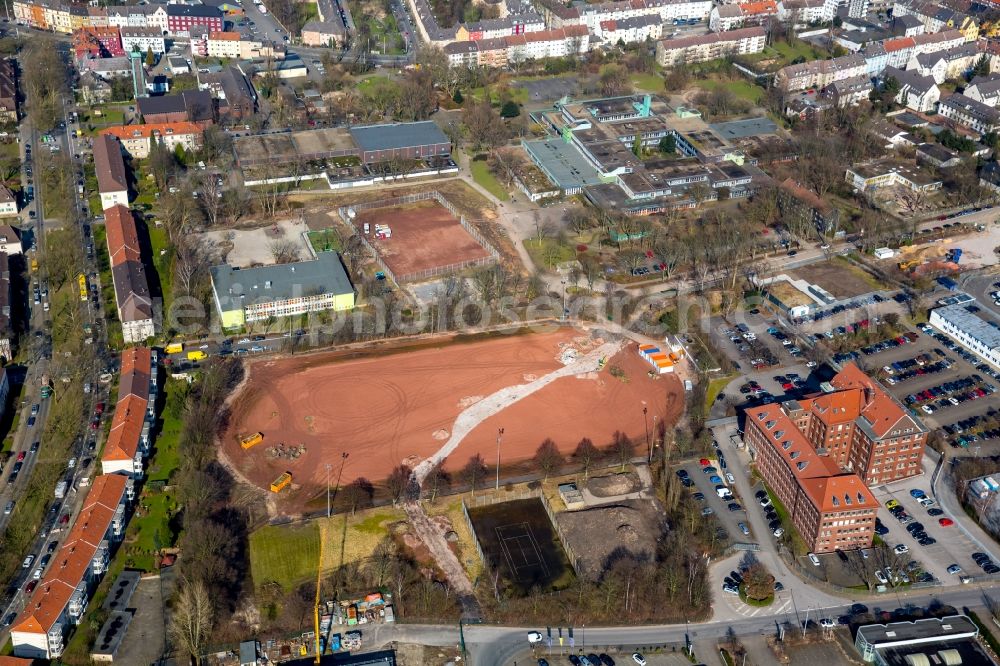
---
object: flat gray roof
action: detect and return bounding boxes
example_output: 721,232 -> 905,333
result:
709,117 -> 778,140
934,303 -> 1000,350
349,121 -> 449,152
857,615 -> 978,647
211,253 -> 354,306
523,138 -> 604,190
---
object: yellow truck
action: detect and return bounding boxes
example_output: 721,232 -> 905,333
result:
165,342 -> 184,354
186,350 -> 207,361
240,432 -> 263,450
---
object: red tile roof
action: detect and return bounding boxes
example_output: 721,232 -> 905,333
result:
102,347 -> 152,465
103,204 -> 140,267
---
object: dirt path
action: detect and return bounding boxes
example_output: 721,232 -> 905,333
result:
403,501 -> 482,619
412,339 -> 624,484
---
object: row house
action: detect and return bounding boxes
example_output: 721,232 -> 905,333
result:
101,346 -> 158,477
891,0 -> 978,40
93,134 -> 128,211
15,0 -> 222,36
826,74 -> 873,107
655,25 -> 766,66
0,59 -> 17,123
883,66 -> 940,111
907,41 -> 982,83
101,121 -> 203,160
777,0 -> 834,25
445,26 -> 590,67
103,205 -> 156,343
938,93 -> 1000,132
11,475 -> 134,659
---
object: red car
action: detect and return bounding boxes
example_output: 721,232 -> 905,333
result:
939,518 -> 954,527
700,458 -> 710,466
781,382 -> 794,391
16,451 -> 25,462
24,580 -> 36,594
95,402 -> 105,415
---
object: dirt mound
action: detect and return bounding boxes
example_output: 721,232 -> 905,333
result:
555,500 -> 664,581
588,472 -> 640,497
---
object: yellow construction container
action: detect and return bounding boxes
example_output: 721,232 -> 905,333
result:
270,472 -> 292,493
240,432 -> 264,450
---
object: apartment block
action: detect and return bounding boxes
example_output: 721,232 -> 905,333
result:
101,121 -> 203,159
101,347 -> 158,477
655,26 -> 766,66
93,134 -> 129,211
104,205 -> 156,343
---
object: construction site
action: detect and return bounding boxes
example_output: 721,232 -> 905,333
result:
221,328 -> 685,516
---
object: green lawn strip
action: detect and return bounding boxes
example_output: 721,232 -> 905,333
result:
469,156 -> 509,201
307,229 -> 343,253
146,223 -> 173,321
630,72 -> 663,92
91,225 -> 124,349
249,521 -> 320,591
524,238 -> 575,269
763,483 -> 807,555
691,78 -> 764,104
704,374 -> 737,417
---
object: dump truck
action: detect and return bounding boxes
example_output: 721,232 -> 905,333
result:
240,432 -> 263,450
186,350 -> 207,361
270,472 -> 292,493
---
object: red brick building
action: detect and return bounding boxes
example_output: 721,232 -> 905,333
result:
744,362 -> 928,553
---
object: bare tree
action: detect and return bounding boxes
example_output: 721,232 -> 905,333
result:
269,238 -> 300,264
610,431 -> 635,471
573,437 -> 600,479
462,453 -> 488,496
169,580 -> 214,665
424,459 -> 449,502
386,464 -> 412,506
533,438 -> 563,480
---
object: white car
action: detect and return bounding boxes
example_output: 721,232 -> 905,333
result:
22,555 -> 34,569
527,631 -> 542,643
632,654 -> 647,666
773,527 -> 784,538
726,472 -> 735,484
808,552 -> 821,566
921,404 -> 935,414
874,570 -> 888,584
820,618 -> 835,629
947,564 -> 963,575
894,544 -> 909,554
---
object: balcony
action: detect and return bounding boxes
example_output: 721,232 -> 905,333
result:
47,628 -> 65,658
91,544 -> 110,576
67,585 -> 88,623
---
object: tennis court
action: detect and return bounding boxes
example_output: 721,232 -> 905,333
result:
468,498 -> 573,595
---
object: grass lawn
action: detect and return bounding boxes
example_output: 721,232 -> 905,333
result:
691,78 -> 764,105
704,374 -> 737,417
307,228 -> 343,253
764,484 -> 807,556
524,237 -> 576,269
630,72 -> 663,92
767,39 -> 825,65
147,379 -> 185,483
469,156 -> 509,201
147,223 -> 173,320
120,489 -> 177,571
92,226 -> 124,349
357,75 -> 394,91
249,507 -> 405,591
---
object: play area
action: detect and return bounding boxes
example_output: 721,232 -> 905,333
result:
467,498 -> 573,594
350,198 -> 494,282
221,329 -> 684,514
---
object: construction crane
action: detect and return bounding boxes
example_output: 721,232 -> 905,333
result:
314,523 -> 326,663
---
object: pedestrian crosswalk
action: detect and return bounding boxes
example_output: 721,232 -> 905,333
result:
722,593 -> 793,618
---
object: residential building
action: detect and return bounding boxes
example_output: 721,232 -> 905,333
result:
120,27 -> 165,55
907,42 -> 982,83
78,56 -> 131,80
207,31 -> 242,58
104,205 -> 155,343
709,4 -> 745,31
0,59 -> 16,122
0,187 -> 17,218
845,159 -> 942,192
301,19 -> 346,47
166,4 -> 223,37
655,26 -> 766,66
0,257 -> 10,361
595,15 -> 662,44
775,53 -> 867,91
93,135 -> 129,211
101,347 -> 157,477
210,253 -> 355,328
891,0 -> 978,40
444,25 -> 590,66
855,616 -> 987,665
930,302 -> 1000,368
0,224 -> 21,253
938,93 -> 1000,133
101,122 -> 202,160
826,74 -> 873,107
883,66 -> 940,111
744,362 -> 928,552
777,178 -> 840,233
915,141 -> 961,167
136,90 -> 214,126
963,74 -> 1000,106
200,66 -> 257,119
11,474 -> 134,660
777,0 -> 833,25
71,26 -> 124,59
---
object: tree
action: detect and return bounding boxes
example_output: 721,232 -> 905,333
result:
462,101 -> 507,153
599,63 -> 630,97
462,453 -> 488,495
425,460 -> 449,502
659,134 -> 676,154
533,438 -> 563,480
452,89 -> 464,104
269,238 -> 300,264
169,580 -> 214,665
573,437 -> 600,479
146,46 -> 155,67
341,478 -> 374,515
500,100 -> 520,118
387,464 -> 412,506
742,562 -> 774,602
610,431 -> 634,471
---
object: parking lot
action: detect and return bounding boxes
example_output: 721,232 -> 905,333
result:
678,457 -> 745,546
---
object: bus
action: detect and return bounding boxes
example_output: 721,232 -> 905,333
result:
165,342 -> 185,355
77,274 -> 87,302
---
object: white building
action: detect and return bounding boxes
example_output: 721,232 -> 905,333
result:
101,347 -> 157,477
937,93 -> 1000,133
963,74 -> 1000,107
120,27 -> 166,55
596,14 -> 662,44
930,303 -> 1000,368
0,186 -> 17,218
883,66 -> 940,112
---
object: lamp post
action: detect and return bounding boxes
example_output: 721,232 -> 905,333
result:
649,414 -> 659,464
643,406 -> 650,462
325,463 -> 333,518
496,427 -> 504,490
